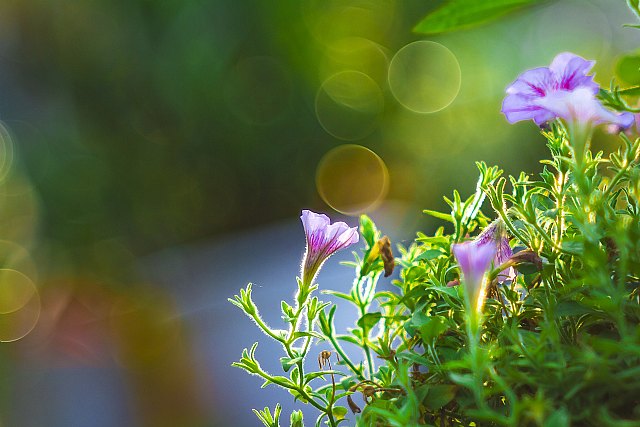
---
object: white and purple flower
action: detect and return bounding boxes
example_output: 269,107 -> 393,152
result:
502,52 -> 633,128
300,210 -> 359,285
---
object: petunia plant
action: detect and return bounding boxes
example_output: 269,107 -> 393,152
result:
231,33 -> 640,427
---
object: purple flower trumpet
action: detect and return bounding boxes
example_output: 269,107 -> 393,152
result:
452,219 -> 512,312
300,210 -> 359,285
502,52 -> 633,128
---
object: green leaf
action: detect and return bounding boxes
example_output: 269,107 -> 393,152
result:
280,356 -> 303,373
414,0 -> 547,35
357,312 -> 382,330
253,404 -> 282,427
262,375 -> 294,389
415,249 -> 443,262
423,209 -> 454,223
290,410 -> 304,427
449,372 -> 476,389
321,290 -> 354,303
556,301 -> 591,317
336,334 -> 360,345
419,315 -> 449,342
292,331 -> 324,340
331,406 -> 348,421
305,370 -> 345,383
422,384 -> 456,410
360,214 -> 378,247
396,351 -> 430,366
561,238 -> 583,254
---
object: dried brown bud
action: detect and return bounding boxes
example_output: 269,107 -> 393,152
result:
318,350 -> 332,369
347,395 -> 362,414
602,237 -> 619,263
446,278 -> 460,288
377,236 -> 395,277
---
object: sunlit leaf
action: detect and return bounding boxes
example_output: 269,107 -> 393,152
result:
414,0 -> 548,35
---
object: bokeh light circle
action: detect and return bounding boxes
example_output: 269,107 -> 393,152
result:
315,71 -> 384,141
388,41 -> 461,113
319,37 -> 389,87
301,0 -> 397,46
224,56 -> 292,125
0,282 -> 40,342
0,269 -> 37,314
316,144 -> 389,215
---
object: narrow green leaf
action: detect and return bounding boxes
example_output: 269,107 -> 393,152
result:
357,312 -> 382,330
414,0 -> 547,35
280,356 -> 303,373
423,209 -> 454,223
415,249 -> 443,262
321,290 -> 354,303
360,214 -> 378,247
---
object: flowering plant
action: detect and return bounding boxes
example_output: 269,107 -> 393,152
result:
231,34 -> 640,427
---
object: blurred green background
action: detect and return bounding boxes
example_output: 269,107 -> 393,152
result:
0,0 -> 636,276
0,0 -> 637,426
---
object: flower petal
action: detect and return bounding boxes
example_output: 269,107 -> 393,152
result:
502,94 -> 556,125
452,240 -> 496,287
505,67 -> 554,98
300,210 -> 359,285
534,88 -> 633,126
301,210 -> 330,237
549,52 -> 598,93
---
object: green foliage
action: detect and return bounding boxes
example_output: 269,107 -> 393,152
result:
231,7 -> 640,423
232,115 -> 640,425
413,0 -> 548,35
254,404 -> 282,427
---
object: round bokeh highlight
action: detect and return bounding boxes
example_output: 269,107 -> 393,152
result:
388,41 -> 461,114
315,71 -> 384,141
316,144 -> 389,215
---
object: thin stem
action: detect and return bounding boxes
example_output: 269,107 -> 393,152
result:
328,333 -> 366,381
360,302 -> 375,379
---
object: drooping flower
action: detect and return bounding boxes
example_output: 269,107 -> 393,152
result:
452,219 -> 512,312
300,210 -> 359,285
502,52 -> 632,128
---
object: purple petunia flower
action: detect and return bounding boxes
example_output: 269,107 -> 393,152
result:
452,219 -> 512,311
452,239 -> 496,312
300,210 -> 359,285
535,88 -> 635,129
502,52 -> 632,128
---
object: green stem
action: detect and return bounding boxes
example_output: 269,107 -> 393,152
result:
328,333 -> 366,381
360,303 -> 375,380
